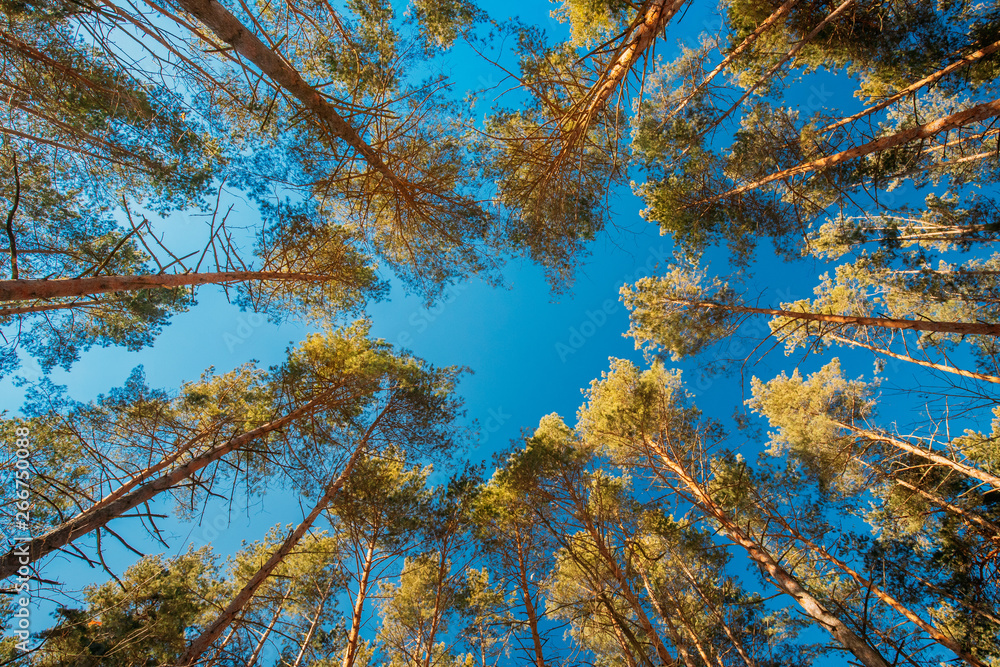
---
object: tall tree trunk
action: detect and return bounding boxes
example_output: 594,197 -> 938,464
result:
246,587 -> 292,667
292,579 -> 336,667
0,270 -> 334,302
634,561 -> 699,667
835,422 -> 1000,489
568,0 -> 686,146
853,457 -> 1000,539
421,546 -> 452,667
342,542 -> 377,667
177,437 -> 368,666
764,507 -> 988,667
820,38 -> 1000,133
597,590 -> 660,667
671,295 -> 1000,337
669,0 -> 801,120
672,557 -> 757,667
568,480 -> 676,667
0,395 -> 331,579
513,526 -> 547,667
164,0 -> 418,205
824,333 -> 1000,384
644,439 -> 892,667
697,97 -> 1000,205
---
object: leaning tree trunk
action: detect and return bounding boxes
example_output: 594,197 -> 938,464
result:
645,439 -> 892,667
164,0 -> 418,205
764,507 -> 988,667
824,333 -> 1000,385
573,500 -> 677,666
176,407 -> 387,667
0,271 -> 334,302
835,421 -> 1000,490
820,37 -> 1000,133
341,542 -> 377,667
672,296 -> 1000,337
686,0 -> 856,149
669,0 -> 801,120
0,394 -> 331,579
566,0 -> 687,145
698,97 -> 1000,204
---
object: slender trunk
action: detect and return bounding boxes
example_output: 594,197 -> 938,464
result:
634,562 -> 699,667
342,542 -> 377,667
659,583 -> 723,667
246,588 -> 291,667
177,440 -> 367,666
853,458 -> 1000,539
5,154 -> 19,281
687,0 -> 856,148
669,0 -> 800,120
575,0 -> 686,133
820,38 -> 1000,133
767,510 -> 988,667
0,397 -> 329,579
672,557 -> 757,667
644,439 -> 892,667
608,612 -> 640,667
572,489 -> 675,667
0,270 -> 333,302
165,0 -> 416,203
513,526 -> 547,667
597,591 -> 660,667
292,579 -> 335,667
823,333 -> 1000,384
0,300 -> 103,317
696,97 -> 1000,205
421,547 -> 451,667
673,296 -> 1000,337
837,422 -> 1000,490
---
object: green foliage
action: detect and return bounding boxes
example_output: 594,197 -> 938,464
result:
36,548 -> 227,666
622,261 -> 740,360
748,359 -> 875,481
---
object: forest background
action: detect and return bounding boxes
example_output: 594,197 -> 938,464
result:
1,0 -> 998,664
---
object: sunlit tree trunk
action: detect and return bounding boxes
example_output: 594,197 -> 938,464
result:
177,434 -> 368,666
0,395 -> 331,579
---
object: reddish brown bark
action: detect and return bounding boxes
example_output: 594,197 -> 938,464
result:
837,422 -> 1000,490
643,439 -> 891,667
696,97 -> 1000,205
825,333 -> 1000,385
176,439 -> 366,666
583,0 -> 686,121
342,544 -> 376,667
821,38 -> 1000,133
673,296 -> 1000,337
166,0 -> 417,204
669,0 -> 801,120
0,271 -> 332,302
513,526 -> 547,667
0,396 -> 330,579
